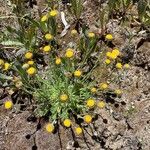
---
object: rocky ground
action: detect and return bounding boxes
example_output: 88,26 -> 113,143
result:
0,62 -> 150,150
0,0 -> 150,150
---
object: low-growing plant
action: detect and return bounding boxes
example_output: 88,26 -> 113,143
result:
137,0 -> 150,27
107,0 -> 150,27
69,0 -> 83,20
108,0 -> 132,17
0,0 -> 131,134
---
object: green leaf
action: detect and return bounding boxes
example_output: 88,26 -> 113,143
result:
25,16 -> 41,28
0,73 -> 13,80
124,0 -> 131,7
6,26 -> 18,34
76,0 -> 83,19
40,22 -> 48,33
138,0 -> 147,19
13,62 -> 29,85
1,40 -> 23,46
108,0 -> 120,10
70,0 -> 83,19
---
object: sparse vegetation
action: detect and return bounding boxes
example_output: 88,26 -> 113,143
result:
0,0 -> 149,149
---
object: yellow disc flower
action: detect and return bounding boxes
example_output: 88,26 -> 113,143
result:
49,10 -> 58,17
4,100 -> 13,109
41,15 -> 48,22
25,52 -> 33,59
100,83 -> 108,90
88,32 -> 95,38
55,57 -> 61,65
90,87 -> 97,93
105,59 -> 111,64
71,29 -> 77,36
75,127 -> 83,135
43,45 -> 51,52
124,64 -> 130,69
22,63 -> 29,69
97,101 -> 105,108
84,115 -> 92,124
106,52 -> 112,58
109,53 -> 117,59
116,63 -> 122,69
86,98 -> 95,108
74,70 -> 82,77
112,49 -> 120,56
26,67 -> 36,75
0,59 -> 4,66
105,34 -> 113,40
45,33 -> 53,40
60,94 -> 68,102
27,60 -> 34,65
65,48 -> 74,58
115,89 -> 122,95
45,123 -> 54,133
4,62 -> 10,71
63,119 -> 71,127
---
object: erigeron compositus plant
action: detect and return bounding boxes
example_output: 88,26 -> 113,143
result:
1,0 -> 131,134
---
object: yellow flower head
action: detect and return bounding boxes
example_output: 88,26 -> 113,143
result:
112,49 -> 120,56
105,34 -> 113,40
4,100 -> 13,109
4,62 -> 11,71
88,32 -> 95,38
71,29 -> 77,35
45,33 -> 53,40
90,87 -> 97,93
106,51 -> 118,60
63,119 -> 71,127
60,94 -> 68,102
106,52 -> 112,57
41,15 -> 48,22
86,98 -> 95,108
65,48 -> 74,58
26,67 -> 36,75
105,59 -> 111,64
22,63 -> 29,69
55,57 -> 61,65
43,45 -> 51,52
116,63 -> 122,69
100,83 -> 108,90
75,127 -> 82,135
84,115 -> 92,124
0,59 -> 4,66
45,123 -> 54,133
74,70 -> 82,77
109,53 -> 117,59
97,101 -> 105,108
25,52 -> 33,59
114,89 -> 122,95
27,60 -> 34,65
124,64 -> 130,69
49,10 -> 58,17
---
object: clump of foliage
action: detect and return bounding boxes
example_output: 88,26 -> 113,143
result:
0,0 -> 133,134
107,0 -> 150,26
